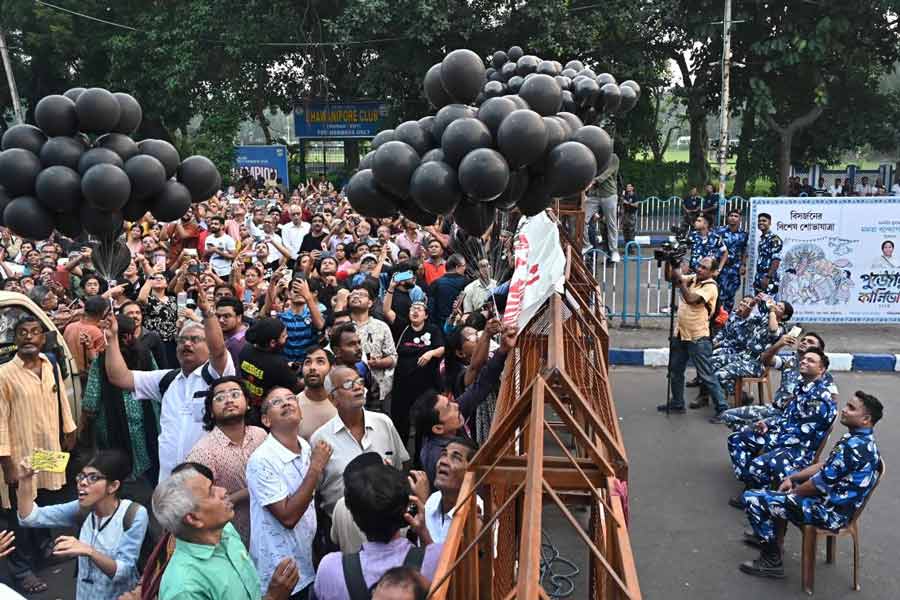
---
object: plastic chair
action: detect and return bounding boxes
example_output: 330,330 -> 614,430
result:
733,368 -> 773,408
798,458 -> 885,595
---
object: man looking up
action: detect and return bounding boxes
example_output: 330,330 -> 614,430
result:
297,346 -> 336,441
216,297 -> 247,366
714,209 -> 748,312
247,387 -> 333,599
349,287 -> 396,411
205,215 -> 237,278
425,437 -> 480,543
428,254 -> 467,327
281,204 -> 310,262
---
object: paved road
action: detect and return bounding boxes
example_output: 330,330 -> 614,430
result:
615,366 -> 899,600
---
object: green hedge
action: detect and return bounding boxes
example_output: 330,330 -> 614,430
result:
619,160 -> 690,196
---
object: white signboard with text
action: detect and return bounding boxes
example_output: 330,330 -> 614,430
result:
748,197 -> 900,323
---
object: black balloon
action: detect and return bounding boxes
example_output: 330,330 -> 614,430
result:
599,82 -> 622,113
556,112 -> 584,133
507,95 -> 530,110
537,60 -> 559,76
564,60 -> 585,73
35,165 -> 82,213
424,63 -> 453,110
507,76 -> 524,94
78,147 -> 125,175
75,88 -> 121,134
359,150 -> 376,170
122,196 -> 151,221
1,125 -> 46,155
97,133 -> 140,162
63,87 -> 86,103
561,90 -> 577,114
459,148 -> 510,201
576,68 -> 597,80
495,168 -> 529,210
394,121 -> 433,156
3,196 -> 55,240
432,104 -> 474,142
421,148 -> 445,163
40,136 -> 84,170
519,74 -> 563,116
453,199 -> 495,237
34,95 -> 79,137
150,180 -> 193,222
532,117 -> 569,172
508,46 -> 524,62
483,80 -> 504,98
477,96 -> 517,137
574,77 -> 600,107
545,141 -> 597,197
125,155 -> 167,201
82,163 -> 131,211
371,129 -> 396,151
398,196 -> 437,225
440,49 -> 485,105
417,116 -> 438,147
409,160 -> 461,215
554,75 -> 572,91
0,148 -> 42,196
137,139 -> 180,179
441,118 -> 492,168
113,93 -> 143,134
80,203 -> 123,236
491,50 -> 508,69
0,186 -> 9,226
572,125 -> 613,171
518,175 -> 553,216
497,109 -> 547,169
617,85 -> 638,114
516,55 -> 540,77
372,141 -> 420,199
620,79 -> 641,97
561,68 -> 578,79
54,210 -> 82,238
596,73 -> 617,87
177,155 -> 222,202
500,62 -> 517,81
347,169 -> 401,218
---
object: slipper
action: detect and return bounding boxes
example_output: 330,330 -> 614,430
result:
17,574 -> 48,595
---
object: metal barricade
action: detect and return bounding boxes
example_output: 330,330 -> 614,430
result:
586,246 -> 668,327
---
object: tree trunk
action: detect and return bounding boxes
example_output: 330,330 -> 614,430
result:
764,105 -> 824,195
344,139 -> 359,172
688,110 -> 709,187
258,110 -> 273,145
732,103 -> 757,197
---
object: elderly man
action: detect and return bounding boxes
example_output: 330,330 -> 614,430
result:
105,288 -> 235,482
425,437 -> 481,543
310,366 -> 408,519
153,462 -> 298,600
246,386 -> 332,599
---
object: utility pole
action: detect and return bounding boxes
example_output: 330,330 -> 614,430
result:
0,26 -> 24,125
716,0 -> 732,210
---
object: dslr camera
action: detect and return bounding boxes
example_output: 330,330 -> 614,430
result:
654,224 -> 693,267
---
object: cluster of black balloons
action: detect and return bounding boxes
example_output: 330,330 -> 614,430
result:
0,87 -> 221,242
347,47 -> 638,236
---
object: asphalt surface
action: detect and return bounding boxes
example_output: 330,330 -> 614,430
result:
3,367 -> 897,600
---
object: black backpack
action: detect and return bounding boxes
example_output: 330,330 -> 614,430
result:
157,363 -> 215,399
338,546 -> 426,600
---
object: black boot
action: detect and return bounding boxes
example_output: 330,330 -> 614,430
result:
742,527 -> 763,547
686,376 -> 701,388
739,542 -> 785,578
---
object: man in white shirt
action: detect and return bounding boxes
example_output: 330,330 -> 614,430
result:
204,215 -> 237,277
376,225 -> 400,261
104,290 -> 235,481
828,178 -> 843,197
261,215 -> 292,265
854,176 -> 874,196
424,437 -> 481,543
310,366 -> 409,517
281,204 -> 310,261
246,387 -> 332,598
462,259 -> 497,314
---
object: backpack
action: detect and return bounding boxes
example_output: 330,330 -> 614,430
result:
157,363 -> 215,398
340,546 -> 426,600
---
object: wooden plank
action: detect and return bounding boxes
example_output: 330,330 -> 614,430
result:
516,383 -> 546,600
430,473 -> 476,600
475,465 -> 605,488
607,478 -> 642,600
547,294 -> 566,373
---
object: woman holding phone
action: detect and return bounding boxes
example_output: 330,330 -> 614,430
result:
138,262 -> 178,368
14,450 -> 148,600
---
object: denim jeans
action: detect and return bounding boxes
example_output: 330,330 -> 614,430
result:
668,336 -> 728,412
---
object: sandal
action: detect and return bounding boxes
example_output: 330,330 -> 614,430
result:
17,574 -> 48,595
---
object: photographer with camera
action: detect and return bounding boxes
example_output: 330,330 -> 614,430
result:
657,256 -> 729,419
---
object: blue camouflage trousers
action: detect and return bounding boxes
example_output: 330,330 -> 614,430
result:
728,428 -> 802,488
744,490 -> 849,543
717,267 -> 741,313
720,405 -> 780,431
715,356 -> 764,395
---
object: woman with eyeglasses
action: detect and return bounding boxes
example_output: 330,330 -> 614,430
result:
14,450 -> 149,600
138,261 -> 178,368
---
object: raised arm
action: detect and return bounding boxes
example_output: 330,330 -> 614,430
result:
197,285 -> 228,375
103,314 -> 136,391
382,278 -> 398,324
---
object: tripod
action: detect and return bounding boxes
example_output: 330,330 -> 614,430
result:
663,274 -> 678,416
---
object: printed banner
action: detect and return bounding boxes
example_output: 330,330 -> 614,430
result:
293,101 -> 389,139
748,197 -> 900,323
234,145 -> 290,189
503,212 -> 567,330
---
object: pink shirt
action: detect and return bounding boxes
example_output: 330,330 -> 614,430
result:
396,231 -> 424,259
186,425 -> 267,547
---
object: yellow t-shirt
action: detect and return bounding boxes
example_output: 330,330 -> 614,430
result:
675,275 -> 718,341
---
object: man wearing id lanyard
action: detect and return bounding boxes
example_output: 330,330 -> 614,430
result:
247,387 -> 332,599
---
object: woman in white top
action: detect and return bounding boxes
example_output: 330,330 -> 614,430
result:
15,450 -> 149,600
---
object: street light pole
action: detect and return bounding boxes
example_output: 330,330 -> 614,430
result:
716,0 -> 733,207
0,26 -> 25,125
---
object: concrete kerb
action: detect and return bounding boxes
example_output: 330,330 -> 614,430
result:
610,348 -> 899,373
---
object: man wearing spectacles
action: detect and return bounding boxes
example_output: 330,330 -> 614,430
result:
104,287 -> 235,483
281,204 -> 311,263
247,387 -> 333,598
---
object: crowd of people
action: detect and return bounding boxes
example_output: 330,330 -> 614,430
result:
660,210 -> 884,581
0,177 -> 520,599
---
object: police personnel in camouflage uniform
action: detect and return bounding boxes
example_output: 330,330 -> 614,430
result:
727,348 -> 837,507
719,331 -> 829,430
754,213 -> 783,294
687,215 -> 728,274
739,391 -> 882,579
715,210 -> 749,312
